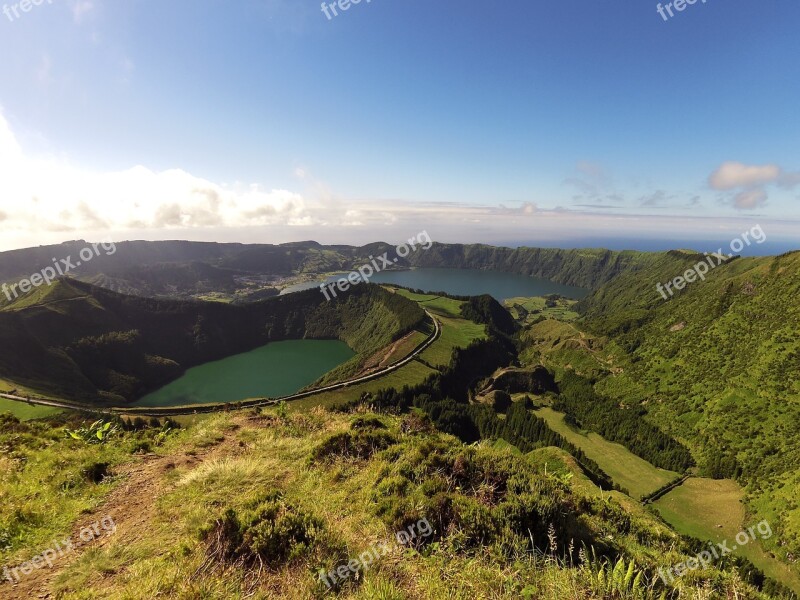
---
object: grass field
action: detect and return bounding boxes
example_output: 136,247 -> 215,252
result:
291,292 -> 485,410
653,478 -> 800,593
384,330 -> 430,365
390,289 -> 465,318
505,296 -> 580,324
0,398 -> 63,420
289,360 -> 438,411
534,407 -> 680,499
419,314 -> 486,367
653,478 -> 745,541
526,446 -> 668,528
390,288 -> 487,368
0,377 -> 64,420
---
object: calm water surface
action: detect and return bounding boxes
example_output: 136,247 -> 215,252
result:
134,339 -> 354,407
283,268 -> 588,301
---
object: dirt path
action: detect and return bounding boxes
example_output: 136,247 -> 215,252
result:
361,330 -> 417,372
1,420 -> 243,599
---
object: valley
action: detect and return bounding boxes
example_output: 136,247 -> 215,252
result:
3,4 -> 798,597
1,240 -> 799,598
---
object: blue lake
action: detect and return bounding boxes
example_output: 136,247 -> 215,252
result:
283,268 -> 588,301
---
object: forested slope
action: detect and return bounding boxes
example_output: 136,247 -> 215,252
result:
0,279 -> 425,404
523,249 -> 800,568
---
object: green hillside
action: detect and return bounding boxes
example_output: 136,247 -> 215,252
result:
0,279 -> 426,405
407,244 -> 652,289
518,249 -> 800,582
0,240 -> 657,302
2,240 -> 800,598
0,407 -> 787,599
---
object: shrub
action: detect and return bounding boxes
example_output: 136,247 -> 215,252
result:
351,416 -> 388,430
310,430 -> 397,463
81,462 -> 111,483
371,439 -> 598,556
203,491 -> 324,567
65,419 -> 119,445
400,411 -> 435,435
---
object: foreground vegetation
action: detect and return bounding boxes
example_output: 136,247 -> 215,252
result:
2,241 -> 799,597
1,406 -> 790,599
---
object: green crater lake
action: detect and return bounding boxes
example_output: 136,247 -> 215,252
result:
134,339 -> 354,407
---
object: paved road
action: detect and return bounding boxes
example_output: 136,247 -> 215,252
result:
0,310 -> 441,418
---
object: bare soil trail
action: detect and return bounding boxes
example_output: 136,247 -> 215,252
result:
1,418 -> 245,599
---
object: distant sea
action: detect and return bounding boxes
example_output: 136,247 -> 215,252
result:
503,237 -> 798,257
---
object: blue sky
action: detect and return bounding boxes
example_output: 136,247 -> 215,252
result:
0,0 -> 798,251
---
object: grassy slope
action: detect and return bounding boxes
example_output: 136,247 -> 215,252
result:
0,399 -> 62,421
654,478 -> 800,593
290,293 -> 486,411
505,296 -> 580,324
0,376 -> 63,421
3,242 -> 799,596
519,318 -> 625,380
527,410 -> 799,592
391,289 -> 487,368
534,407 -> 679,499
527,446 -> 671,530
408,244 -> 653,289
514,250 -> 800,581
0,408 -> 780,600
581,251 -> 800,568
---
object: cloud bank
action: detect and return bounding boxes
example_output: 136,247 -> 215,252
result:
0,113 -> 315,240
1,113 -> 798,252
709,161 -> 800,210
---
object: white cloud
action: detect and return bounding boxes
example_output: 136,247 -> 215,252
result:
0,113 -> 316,239
709,162 -> 781,190
733,188 -> 768,210
563,161 -> 624,206
708,161 -> 800,211
1,113 -> 797,252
